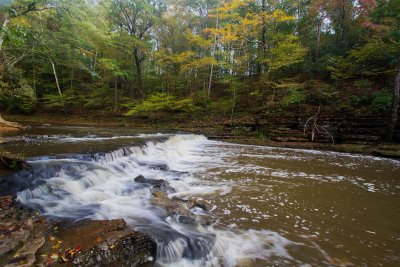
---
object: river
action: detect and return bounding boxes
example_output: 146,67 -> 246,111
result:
1,125 -> 400,266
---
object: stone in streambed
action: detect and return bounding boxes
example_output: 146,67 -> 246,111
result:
0,196 -> 48,267
134,175 -> 176,194
148,164 -> 169,171
151,192 -> 191,217
235,258 -> 256,267
0,154 -> 31,171
4,234 -> 45,267
151,193 -> 217,227
38,219 -> 157,267
73,230 -> 156,267
190,199 -> 210,212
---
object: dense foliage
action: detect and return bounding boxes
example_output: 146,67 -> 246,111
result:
0,0 -> 399,138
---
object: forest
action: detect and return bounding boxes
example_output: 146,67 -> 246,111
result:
2,1 -> 400,266
1,0 -> 399,141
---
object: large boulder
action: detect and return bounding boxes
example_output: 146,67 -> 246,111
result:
73,224 -> 156,266
0,196 -> 49,267
35,219 -> 157,267
1,197 -> 157,267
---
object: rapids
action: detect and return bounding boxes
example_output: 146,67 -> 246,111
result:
1,126 -> 400,266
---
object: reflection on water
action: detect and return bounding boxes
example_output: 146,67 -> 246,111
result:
1,126 -> 400,266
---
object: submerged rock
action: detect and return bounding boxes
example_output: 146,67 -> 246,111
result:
148,164 -> 169,171
0,153 -> 31,171
235,258 -> 256,267
151,193 -> 217,227
134,175 -> 176,194
151,192 -> 191,217
190,199 -> 210,212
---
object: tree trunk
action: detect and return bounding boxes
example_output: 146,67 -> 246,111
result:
208,0 -> 219,98
388,65 -> 400,142
260,0 -> 267,74
114,76 -> 118,111
93,50 -> 97,71
33,65 -> 37,101
133,48 -> 144,98
49,58 -> 65,108
0,16 -> 9,51
315,19 -> 322,64
230,83 -> 236,125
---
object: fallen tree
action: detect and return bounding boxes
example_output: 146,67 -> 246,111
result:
0,114 -> 27,130
0,150 -> 30,171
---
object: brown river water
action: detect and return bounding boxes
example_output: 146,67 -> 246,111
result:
1,126 -> 399,266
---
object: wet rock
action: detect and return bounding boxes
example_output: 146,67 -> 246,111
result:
35,219 -> 157,267
169,170 -> 190,177
0,154 -> 31,171
152,193 -> 217,227
134,175 -> 176,194
73,229 -> 156,267
176,215 -> 197,225
148,164 -> 169,171
0,197 -> 48,267
171,196 -> 190,203
2,200 -> 158,267
0,195 -> 13,210
235,258 -> 256,267
190,199 -> 210,212
151,192 -> 191,217
4,234 -> 45,267
134,175 -> 146,183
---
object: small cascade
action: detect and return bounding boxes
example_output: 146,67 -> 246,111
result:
3,129 -> 400,266
12,134 -> 269,265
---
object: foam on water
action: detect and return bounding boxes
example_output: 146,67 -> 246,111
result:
13,133 -> 400,265
16,134 -> 297,266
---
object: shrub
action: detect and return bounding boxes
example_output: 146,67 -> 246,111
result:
370,90 -> 392,114
125,93 -> 197,116
0,82 -> 37,114
282,88 -> 305,107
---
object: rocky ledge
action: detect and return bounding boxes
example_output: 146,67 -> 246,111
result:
0,196 -> 157,267
0,173 -> 216,266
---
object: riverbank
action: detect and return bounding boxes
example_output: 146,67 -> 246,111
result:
2,113 -> 400,159
2,112 -> 400,160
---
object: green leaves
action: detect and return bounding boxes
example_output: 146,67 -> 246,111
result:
328,41 -> 400,80
124,93 -> 196,116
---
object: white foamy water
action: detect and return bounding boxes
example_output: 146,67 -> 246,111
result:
16,134 -> 290,266
12,133 -> 400,266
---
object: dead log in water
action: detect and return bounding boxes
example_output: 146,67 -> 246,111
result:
0,114 -> 27,130
0,152 -> 31,171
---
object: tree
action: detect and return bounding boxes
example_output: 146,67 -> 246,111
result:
0,0 -> 51,51
110,0 -> 166,97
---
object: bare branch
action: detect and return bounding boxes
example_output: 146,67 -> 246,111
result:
303,105 -> 334,145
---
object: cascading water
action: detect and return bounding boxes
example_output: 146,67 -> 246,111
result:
4,128 -> 400,266
11,134 -> 289,266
